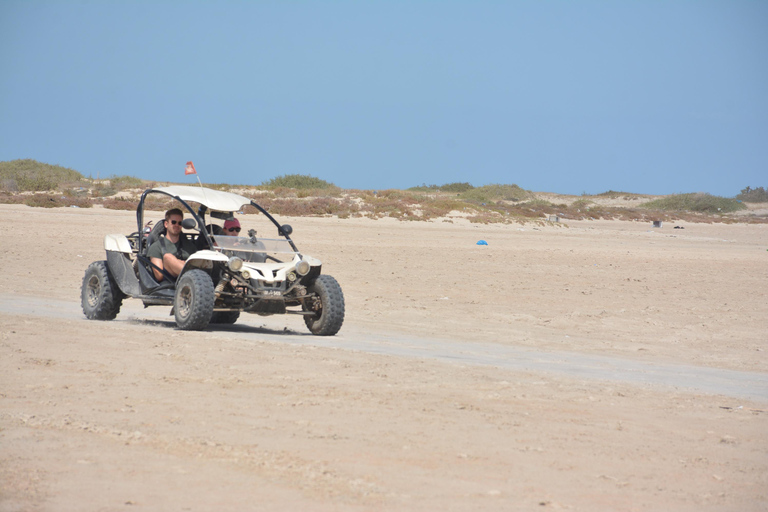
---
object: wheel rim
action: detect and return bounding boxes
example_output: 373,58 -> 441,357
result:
304,296 -> 322,323
86,275 -> 101,307
178,285 -> 193,319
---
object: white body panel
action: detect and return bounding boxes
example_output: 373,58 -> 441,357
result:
182,249 -> 227,271
104,234 -> 132,253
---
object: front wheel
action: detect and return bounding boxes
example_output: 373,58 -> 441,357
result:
210,311 -> 240,324
174,269 -> 214,330
81,261 -> 124,320
303,275 -> 345,336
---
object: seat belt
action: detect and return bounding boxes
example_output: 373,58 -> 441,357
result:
137,255 -> 178,284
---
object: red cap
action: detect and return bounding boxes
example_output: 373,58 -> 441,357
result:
223,218 -> 241,230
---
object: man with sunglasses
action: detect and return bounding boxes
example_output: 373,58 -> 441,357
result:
147,208 -> 198,282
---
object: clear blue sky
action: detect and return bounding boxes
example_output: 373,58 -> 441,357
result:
1,1 -> 766,196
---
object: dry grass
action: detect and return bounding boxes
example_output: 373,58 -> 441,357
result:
1,162 -> 765,225
642,193 -> 746,214
5,188 -> 765,225
244,196 -> 360,217
22,194 -> 93,209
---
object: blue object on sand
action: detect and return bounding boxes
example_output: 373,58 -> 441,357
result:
476,240 -> 488,245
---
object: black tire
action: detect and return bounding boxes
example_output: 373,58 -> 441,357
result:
210,311 -> 240,324
303,275 -> 345,336
81,261 -> 124,320
174,269 -> 215,330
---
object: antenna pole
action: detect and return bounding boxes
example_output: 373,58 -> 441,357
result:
185,161 -> 210,206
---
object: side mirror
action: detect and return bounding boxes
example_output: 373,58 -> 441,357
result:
181,218 -> 197,230
280,224 -> 293,236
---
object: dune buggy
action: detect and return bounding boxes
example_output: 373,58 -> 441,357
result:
80,186 -> 344,335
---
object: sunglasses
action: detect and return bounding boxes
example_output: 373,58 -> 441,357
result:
168,219 -> 182,225
227,227 -> 241,233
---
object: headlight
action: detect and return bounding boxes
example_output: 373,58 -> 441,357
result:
228,256 -> 243,271
241,270 -> 251,280
287,271 -> 297,282
296,260 -> 311,276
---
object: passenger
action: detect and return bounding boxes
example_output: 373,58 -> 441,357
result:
222,216 -> 266,263
223,218 -> 242,235
147,208 -> 197,282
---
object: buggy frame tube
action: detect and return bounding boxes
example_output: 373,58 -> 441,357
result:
248,201 -> 300,252
136,189 -> 214,255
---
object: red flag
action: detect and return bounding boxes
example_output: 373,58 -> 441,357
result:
185,161 -> 197,175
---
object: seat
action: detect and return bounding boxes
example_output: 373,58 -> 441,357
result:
143,220 -> 167,255
137,219 -> 176,290
196,224 -> 224,250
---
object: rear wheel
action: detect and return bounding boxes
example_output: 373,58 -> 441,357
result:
81,261 -> 124,320
303,275 -> 345,336
174,269 -> 214,330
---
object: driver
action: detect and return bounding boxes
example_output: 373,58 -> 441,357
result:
147,208 -> 198,281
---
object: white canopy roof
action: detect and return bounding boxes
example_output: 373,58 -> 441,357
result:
152,186 -> 251,213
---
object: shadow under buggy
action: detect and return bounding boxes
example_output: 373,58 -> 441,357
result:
81,186 -> 344,335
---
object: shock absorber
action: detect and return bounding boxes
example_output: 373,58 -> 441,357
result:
215,273 -> 230,300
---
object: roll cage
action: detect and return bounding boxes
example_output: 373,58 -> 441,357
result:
135,187 -> 300,258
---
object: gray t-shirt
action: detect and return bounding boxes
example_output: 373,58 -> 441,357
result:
147,236 -> 197,261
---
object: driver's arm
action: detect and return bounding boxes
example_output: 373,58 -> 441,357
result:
162,253 -> 186,278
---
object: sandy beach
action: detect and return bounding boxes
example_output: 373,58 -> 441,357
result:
1,203 -> 766,511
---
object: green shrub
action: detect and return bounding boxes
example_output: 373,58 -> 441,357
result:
107,175 -> 144,191
460,184 -> 531,203
261,174 -> 337,190
296,187 -> 342,199
524,198 -> 555,208
94,186 -> 118,197
407,184 -> 440,192
593,190 -> 638,199
641,193 -> 746,213
440,182 -> 475,193
0,159 -> 87,192
408,182 -> 475,193
63,187 -> 89,197
570,198 -> 593,208
0,178 -> 18,192
736,186 -> 768,203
